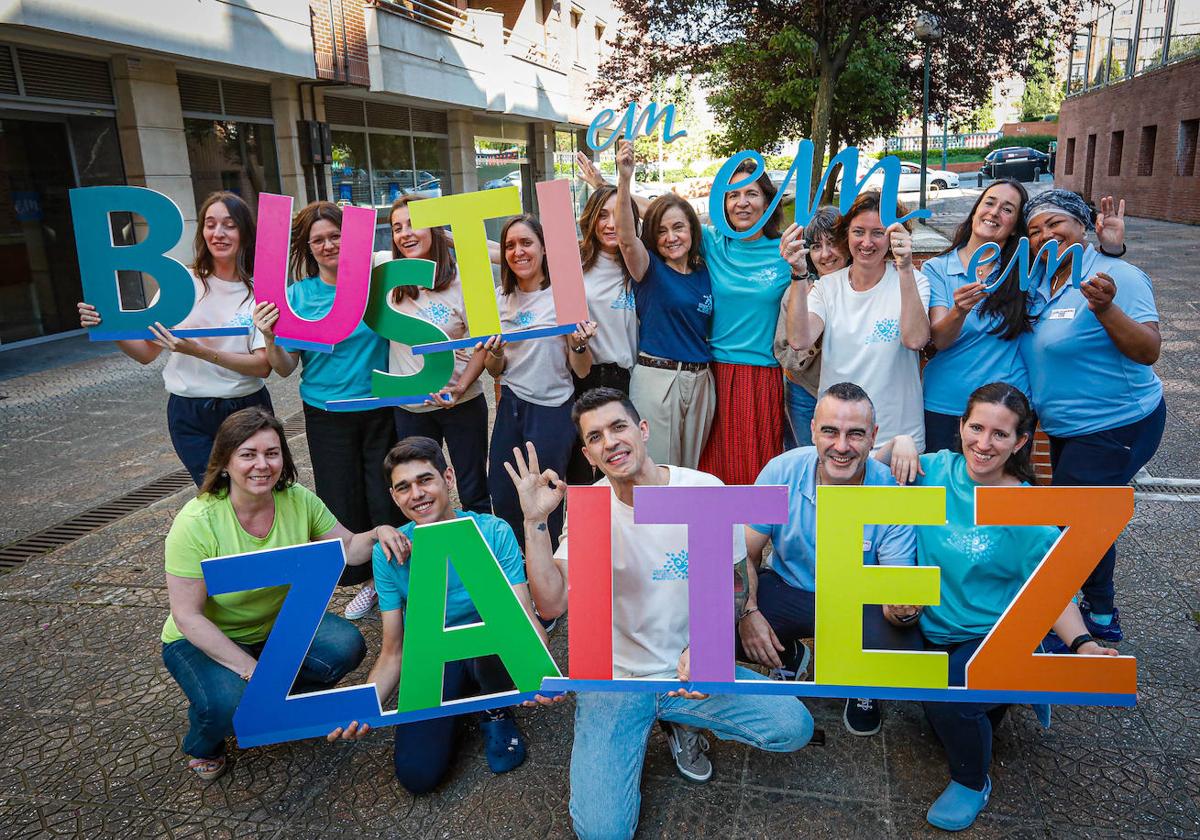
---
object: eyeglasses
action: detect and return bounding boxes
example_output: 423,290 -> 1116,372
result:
308,234 -> 342,249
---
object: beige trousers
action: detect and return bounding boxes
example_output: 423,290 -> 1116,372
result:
628,360 -> 716,469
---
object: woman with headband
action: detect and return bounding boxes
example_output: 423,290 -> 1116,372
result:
1021,188 -> 1164,645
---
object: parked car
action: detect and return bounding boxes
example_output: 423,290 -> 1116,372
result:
482,170 -> 523,191
835,161 -> 960,194
767,170 -> 797,201
982,146 -> 1051,180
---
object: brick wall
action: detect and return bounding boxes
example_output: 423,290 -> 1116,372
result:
1002,121 -> 1057,137
310,0 -> 370,85
1055,54 -> 1200,224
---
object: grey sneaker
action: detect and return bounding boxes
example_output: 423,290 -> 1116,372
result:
768,640 -> 812,681
662,722 -> 712,783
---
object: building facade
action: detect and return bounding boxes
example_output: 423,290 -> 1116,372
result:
0,0 -> 618,348
1055,0 -> 1200,223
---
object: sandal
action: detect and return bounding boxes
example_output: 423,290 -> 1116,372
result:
187,755 -> 228,782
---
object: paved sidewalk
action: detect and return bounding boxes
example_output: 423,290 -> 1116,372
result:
0,212 -> 1197,838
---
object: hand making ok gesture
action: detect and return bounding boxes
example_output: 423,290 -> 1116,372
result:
503,441 -> 567,523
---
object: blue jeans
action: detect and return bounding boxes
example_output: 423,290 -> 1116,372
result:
569,667 -> 813,840
1048,398 -> 1166,614
394,395 -> 490,514
782,380 -> 817,450
161,612 -> 366,759
167,387 -> 273,485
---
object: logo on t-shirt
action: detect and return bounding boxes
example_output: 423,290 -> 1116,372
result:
421,302 -> 453,325
696,294 -> 713,315
514,310 -> 536,328
947,528 -> 997,561
650,550 -> 689,581
611,289 -> 637,311
749,267 -> 786,286
865,318 -> 900,345
228,312 -> 253,327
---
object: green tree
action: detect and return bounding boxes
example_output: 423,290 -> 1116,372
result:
1020,48 -> 1065,120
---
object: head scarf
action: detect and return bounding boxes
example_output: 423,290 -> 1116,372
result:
1023,189 -> 1095,231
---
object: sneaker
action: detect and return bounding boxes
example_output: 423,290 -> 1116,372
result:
926,776 -> 992,831
187,754 -> 227,782
843,698 -> 882,737
768,640 -> 812,681
1040,631 -> 1070,654
661,722 -> 712,783
537,612 -> 558,636
1079,602 -> 1123,643
479,709 -> 527,773
344,584 -> 378,620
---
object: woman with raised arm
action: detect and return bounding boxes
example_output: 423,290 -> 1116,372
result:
252,202 -> 398,622
1020,189 -> 1163,644
484,214 -> 595,549
921,184 -> 1129,452
375,195 -> 490,514
878,383 -> 1119,831
77,192 -> 272,484
773,206 -> 848,449
782,191 -> 931,450
161,407 -> 404,782
612,139 -> 715,468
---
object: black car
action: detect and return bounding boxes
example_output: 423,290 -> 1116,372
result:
982,146 -> 1052,179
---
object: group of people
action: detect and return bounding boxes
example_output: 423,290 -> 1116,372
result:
80,139 -> 1164,836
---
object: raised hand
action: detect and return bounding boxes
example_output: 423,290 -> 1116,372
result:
1095,196 -> 1126,254
780,223 -> 810,275
574,151 -> 607,189
502,441 -> 566,523
887,222 -> 913,269
616,139 -> 635,182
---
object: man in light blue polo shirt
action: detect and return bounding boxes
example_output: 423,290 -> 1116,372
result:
739,381 -> 922,737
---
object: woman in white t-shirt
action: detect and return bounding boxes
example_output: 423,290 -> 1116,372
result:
781,191 -> 931,450
77,191 -> 272,484
484,214 -> 595,549
374,195 -> 490,513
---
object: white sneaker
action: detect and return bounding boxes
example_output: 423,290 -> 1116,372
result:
662,722 -> 713,783
344,584 -> 378,620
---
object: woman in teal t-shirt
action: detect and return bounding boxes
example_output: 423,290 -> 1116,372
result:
161,407 -> 404,781
882,383 -> 1118,831
253,201 -> 398,622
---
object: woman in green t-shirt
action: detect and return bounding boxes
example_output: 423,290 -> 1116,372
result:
880,383 -> 1119,831
160,407 -> 405,781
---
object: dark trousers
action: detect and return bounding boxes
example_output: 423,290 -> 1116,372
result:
924,410 -> 961,455
921,635 -> 1010,791
1048,398 -> 1166,614
392,655 -> 513,794
567,363 -> 631,485
488,386 -> 576,551
167,387 -> 273,485
740,569 -> 924,662
393,395 -> 489,514
303,403 -> 402,585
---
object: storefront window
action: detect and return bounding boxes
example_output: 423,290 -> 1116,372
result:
412,136 -> 448,199
331,130 -> 370,206
475,138 -> 529,240
183,120 -> 280,212
368,133 -> 415,206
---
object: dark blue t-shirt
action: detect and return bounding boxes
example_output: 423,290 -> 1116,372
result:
633,253 -> 713,363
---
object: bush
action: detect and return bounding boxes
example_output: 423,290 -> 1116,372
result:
983,134 -> 1057,154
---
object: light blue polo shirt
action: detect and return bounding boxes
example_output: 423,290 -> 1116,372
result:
1020,245 -> 1162,437
749,447 -> 916,592
921,250 -> 1030,415
701,225 -> 791,366
372,510 -> 526,626
914,450 -> 1059,645
286,277 -> 389,408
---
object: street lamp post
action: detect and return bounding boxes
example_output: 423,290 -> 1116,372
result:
915,13 -> 943,220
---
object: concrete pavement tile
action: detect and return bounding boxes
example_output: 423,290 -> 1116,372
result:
642,721 -> 749,787
0,602 -> 166,658
633,776 -> 743,838
0,795 -> 154,838
1134,682 -> 1200,753
0,650 -> 176,721
887,804 -> 1051,839
733,790 -> 891,837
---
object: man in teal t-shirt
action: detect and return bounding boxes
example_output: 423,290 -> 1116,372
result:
326,436 -> 545,793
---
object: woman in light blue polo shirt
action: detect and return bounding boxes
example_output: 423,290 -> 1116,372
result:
252,201 -> 398,621
901,382 -> 1118,831
1021,189 -> 1165,644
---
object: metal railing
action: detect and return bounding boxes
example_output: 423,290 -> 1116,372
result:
884,131 -> 1003,152
374,0 -> 482,44
503,27 -> 562,71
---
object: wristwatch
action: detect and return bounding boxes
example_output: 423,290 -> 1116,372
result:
570,343 -> 588,354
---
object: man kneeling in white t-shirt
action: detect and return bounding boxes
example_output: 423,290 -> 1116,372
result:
507,387 -> 814,840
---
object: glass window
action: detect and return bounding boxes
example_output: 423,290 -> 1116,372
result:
475,137 -> 529,240
368,133 -> 415,207
1136,0 -> 1171,69
331,130 -> 370,206
1069,32 -> 1089,93
1167,0 -> 1200,62
1088,7 -> 1114,86
183,120 -> 280,213
1109,0 -> 1135,80
412,136 -> 449,199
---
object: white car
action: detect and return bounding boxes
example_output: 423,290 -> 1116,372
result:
836,161 -> 960,193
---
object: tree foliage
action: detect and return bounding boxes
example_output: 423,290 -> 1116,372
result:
1019,48 -> 1066,120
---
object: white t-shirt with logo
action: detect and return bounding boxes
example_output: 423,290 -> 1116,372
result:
554,466 -> 747,679
161,272 -> 266,399
582,252 -> 638,370
496,284 -> 574,407
808,263 -> 931,450
379,264 -> 484,414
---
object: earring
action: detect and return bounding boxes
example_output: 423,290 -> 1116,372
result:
221,470 -> 229,478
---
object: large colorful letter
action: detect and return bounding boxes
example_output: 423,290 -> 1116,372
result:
969,238 -> 1086,294
814,486 -> 947,689
634,485 -> 788,682
407,187 -> 522,338
254,193 -> 374,352
69,186 -> 199,340
566,485 -> 614,679
202,540 -> 381,747
586,102 -> 687,152
535,179 -> 590,326
397,517 -> 560,712
966,486 -> 1137,694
